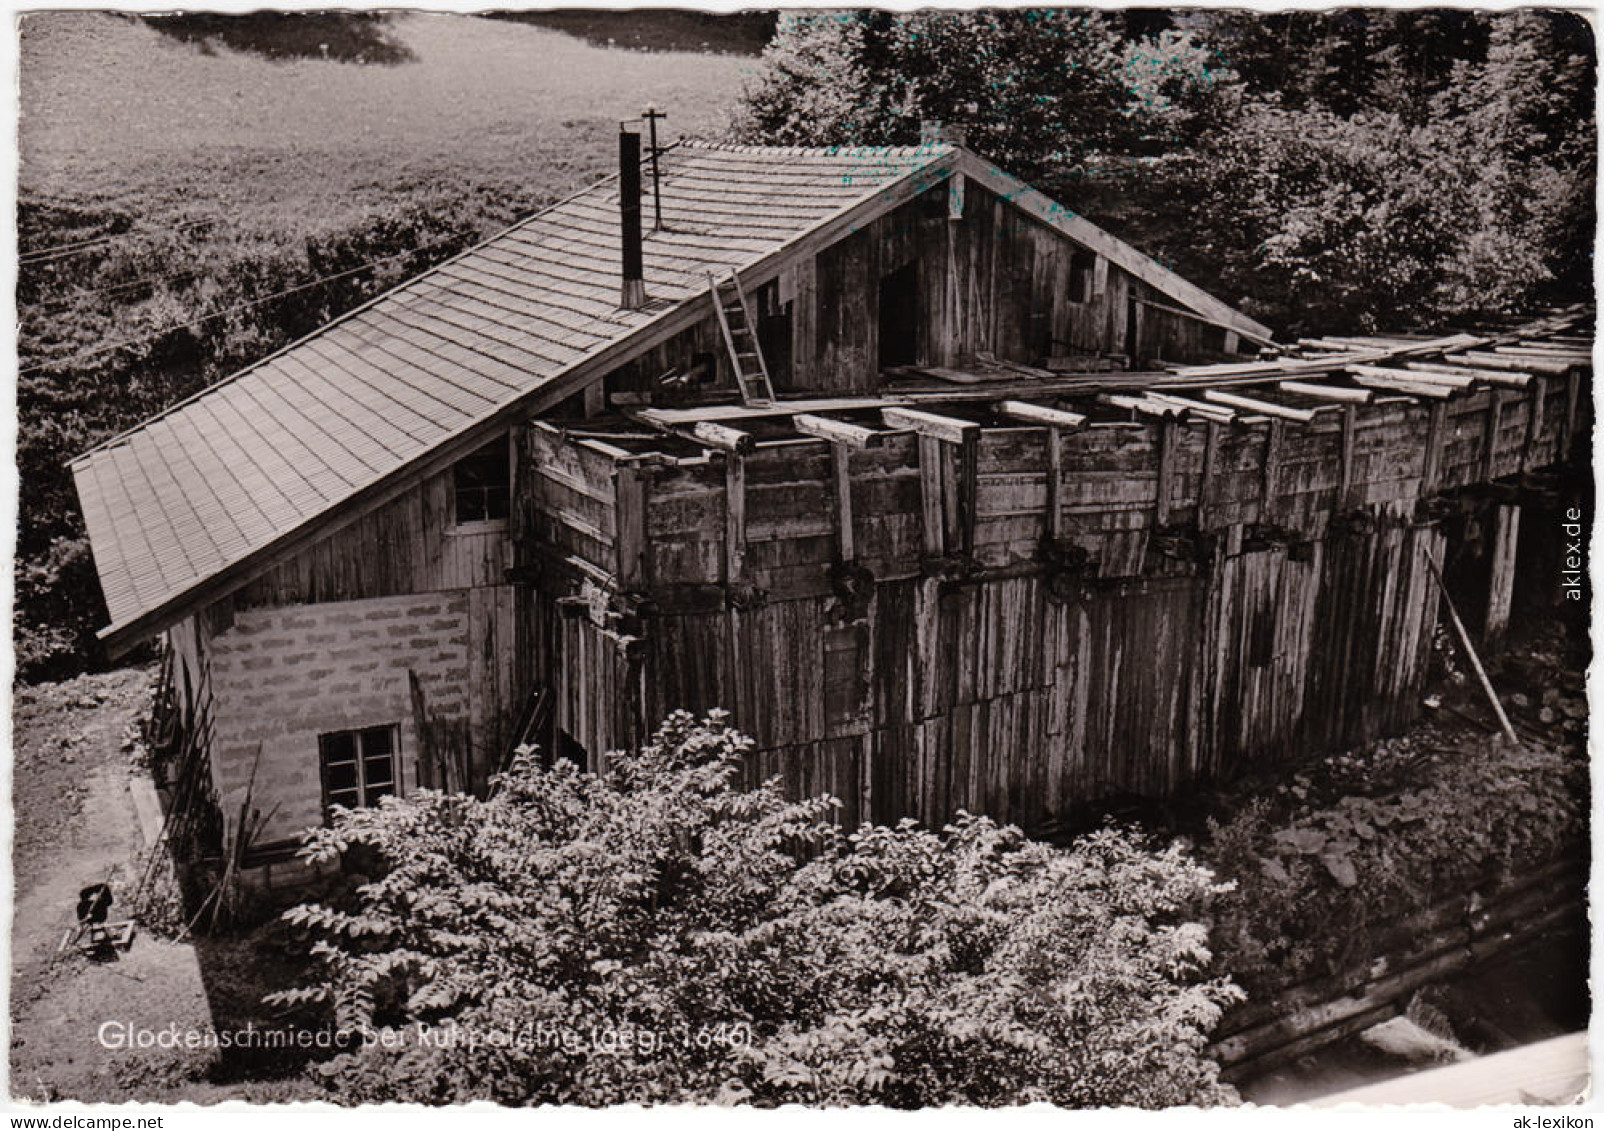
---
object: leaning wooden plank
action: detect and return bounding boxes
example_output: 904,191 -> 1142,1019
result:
1495,344 -> 1594,360
1349,363 -> 1476,390
1204,389 -> 1319,423
1424,549 -> 1517,745
1401,360 -> 1531,389
792,413 -> 883,449
994,400 -> 1087,429
1278,380 -> 1372,404
882,406 -> 979,444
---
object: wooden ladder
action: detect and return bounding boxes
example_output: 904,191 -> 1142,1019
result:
709,271 -> 775,405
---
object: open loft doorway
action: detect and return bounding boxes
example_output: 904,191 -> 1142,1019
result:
878,260 -> 919,369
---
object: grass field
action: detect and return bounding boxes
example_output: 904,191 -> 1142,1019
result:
20,11 -> 757,232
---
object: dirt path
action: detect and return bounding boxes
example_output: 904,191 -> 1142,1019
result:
8,667 -> 216,1102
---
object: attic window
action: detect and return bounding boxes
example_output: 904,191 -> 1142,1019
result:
1068,249 -> 1096,304
453,439 -> 510,526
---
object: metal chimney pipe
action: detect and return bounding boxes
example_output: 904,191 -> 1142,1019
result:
619,128 -> 646,310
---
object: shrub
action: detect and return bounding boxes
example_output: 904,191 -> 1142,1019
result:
1202,733 -> 1587,995
272,712 -> 1242,1107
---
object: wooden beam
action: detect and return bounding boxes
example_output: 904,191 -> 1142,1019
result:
1459,350 -> 1576,376
995,400 -> 1087,430
1278,380 -> 1371,404
1101,393 -> 1186,421
1350,363 -> 1475,390
1145,392 -> 1237,422
947,171 -> 965,221
831,443 -> 855,562
691,421 -> 755,456
637,397 -> 901,426
725,454 -> 747,584
1205,388 -> 1318,423
1352,372 -> 1452,399
1402,361 -> 1531,389
793,413 -> 882,449
882,406 -> 979,445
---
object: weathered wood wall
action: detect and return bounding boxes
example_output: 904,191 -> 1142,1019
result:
525,370 -> 1582,830
596,181 -> 1251,407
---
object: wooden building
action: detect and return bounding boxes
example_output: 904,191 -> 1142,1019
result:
71,130 -> 1592,860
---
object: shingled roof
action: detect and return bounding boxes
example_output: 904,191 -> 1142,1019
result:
72,141 -> 1269,652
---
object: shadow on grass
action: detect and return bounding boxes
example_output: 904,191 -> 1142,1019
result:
142,12 -> 416,65
485,9 -> 775,56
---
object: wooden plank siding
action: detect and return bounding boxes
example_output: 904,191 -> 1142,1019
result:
526,369 -> 1578,831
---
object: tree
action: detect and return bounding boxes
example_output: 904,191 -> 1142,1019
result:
273,712 -> 1242,1107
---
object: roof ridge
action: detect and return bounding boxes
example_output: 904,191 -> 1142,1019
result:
678,139 -> 954,158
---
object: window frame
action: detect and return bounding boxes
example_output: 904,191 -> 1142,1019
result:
450,435 -> 513,531
318,724 -> 402,819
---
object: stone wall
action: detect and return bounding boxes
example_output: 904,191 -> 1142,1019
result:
207,590 -> 472,843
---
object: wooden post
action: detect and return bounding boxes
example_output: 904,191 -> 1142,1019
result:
1198,420 -> 1220,529
957,429 -> 979,558
1045,424 -> 1063,541
1155,418 -> 1176,527
724,454 -> 746,584
918,434 -> 945,556
1338,403 -> 1357,509
1421,400 -> 1447,496
1561,369 -> 1581,459
614,464 -> 647,591
1484,505 -> 1520,645
1521,378 -> 1546,473
1260,420 -> 1283,525
1483,390 -> 1504,482
1424,549 -> 1517,745
831,443 -> 855,562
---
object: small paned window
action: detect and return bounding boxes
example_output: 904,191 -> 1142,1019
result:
319,725 -> 400,816
453,440 -> 510,525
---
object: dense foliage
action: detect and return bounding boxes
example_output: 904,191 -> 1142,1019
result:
737,9 -> 1595,335
271,713 -> 1241,1107
1201,731 -> 1587,996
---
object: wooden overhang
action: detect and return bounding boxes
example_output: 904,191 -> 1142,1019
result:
71,141 -> 1282,656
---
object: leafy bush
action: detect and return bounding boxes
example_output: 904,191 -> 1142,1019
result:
272,712 -> 1241,1107
1202,733 -> 1587,995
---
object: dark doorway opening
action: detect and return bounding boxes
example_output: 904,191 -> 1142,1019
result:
878,261 -> 919,369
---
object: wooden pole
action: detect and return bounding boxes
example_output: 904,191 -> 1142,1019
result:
1423,549 -> 1518,744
